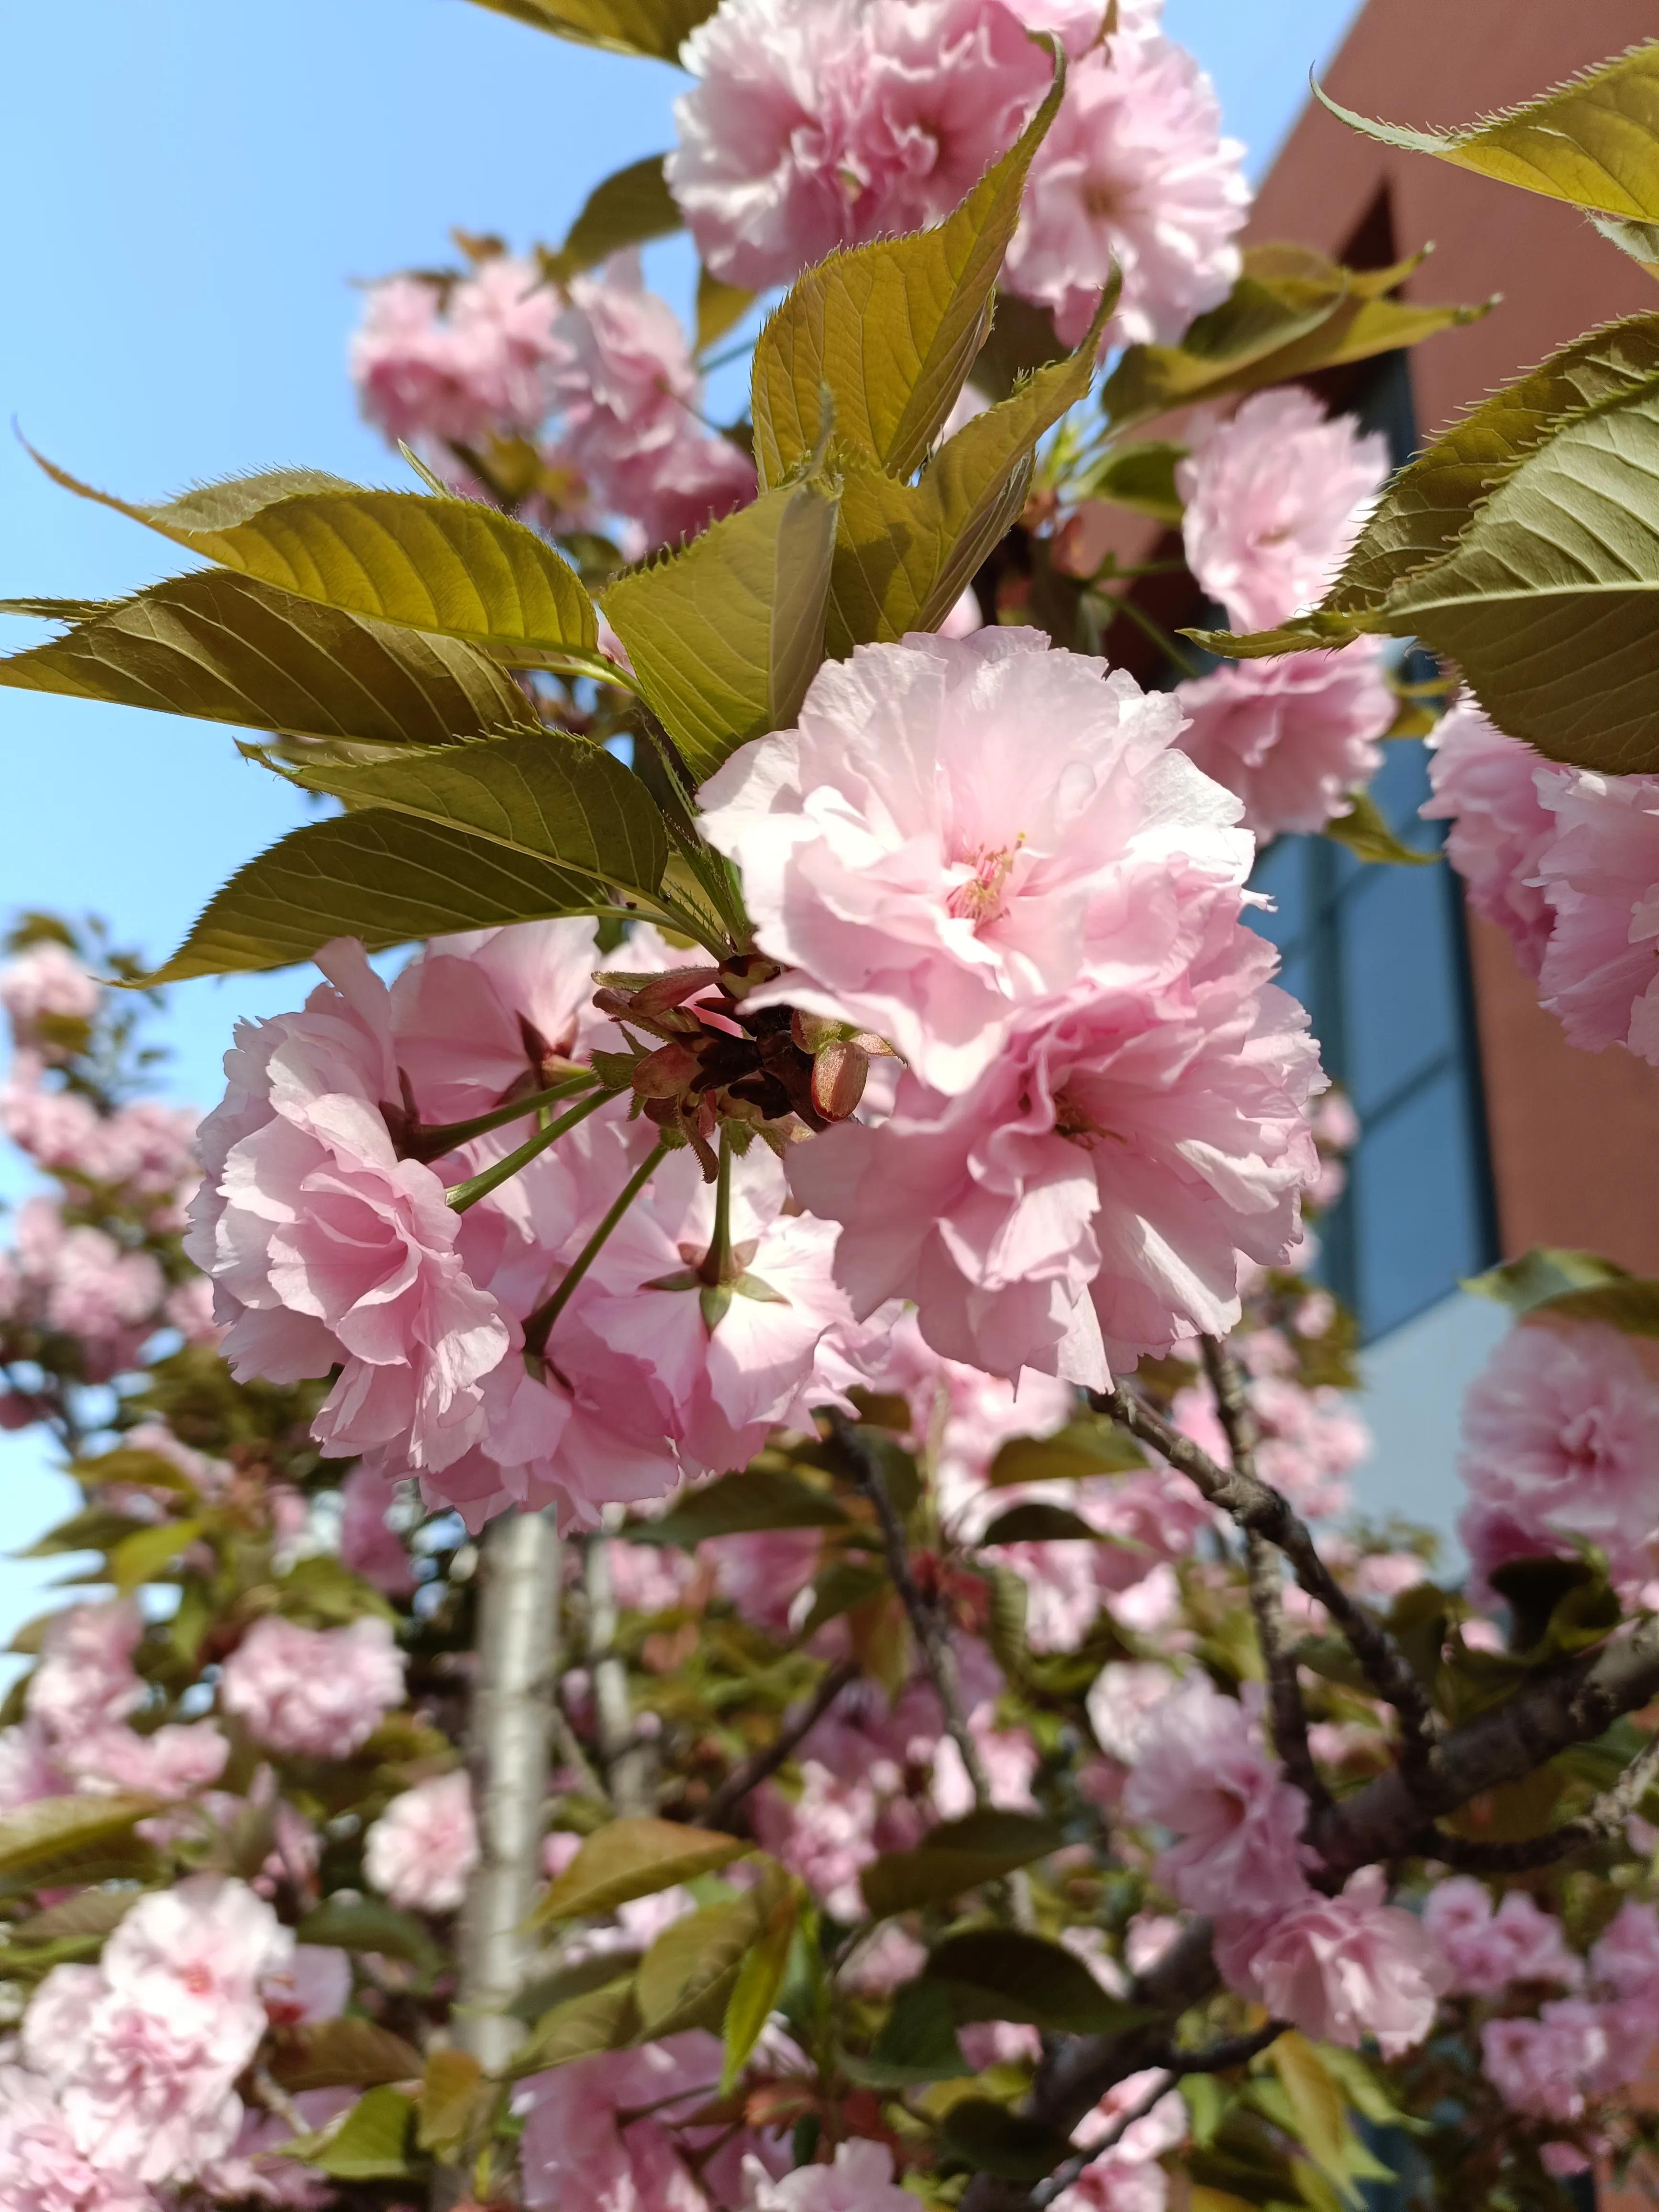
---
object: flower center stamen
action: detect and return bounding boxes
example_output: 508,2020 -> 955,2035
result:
947,841 -> 1020,928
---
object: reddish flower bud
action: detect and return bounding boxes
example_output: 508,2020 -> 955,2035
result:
631,1040 -> 701,1099
810,1039 -> 869,1121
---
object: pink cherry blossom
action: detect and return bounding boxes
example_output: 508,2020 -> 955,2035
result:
790,929 -> 1321,1387
1482,2001 -> 1610,2122
27,1598 -> 144,1740
0,1054 -> 102,1172
1420,700 -> 1564,979
1086,1660 -> 1177,1764
699,627 -> 1244,1096
1179,389 -> 1388,633
0,1720 -> 66,1811
704,1525 -> 823,1631
365,1771 -> 479,1913
351,256 -> 563,448
219,1615 -> 406,1759
1173,641 -> 1392,841
752,1760 -> 885,1920
1592,1900 -> 1659,2011
745,2137 -> 918,2212
57,1720 -> 229,1800
1053,2073 -> 1189,2212
1537,766 -> 1659,1063
1005,29 -> 1248,349
187,940 -> 511,1476
1122,1677 -> 1310,1920
338,1465 -> 416,1598
668,0 -> 1052,294
1222,1868 -> 1449,2057
1457,1321 -> 1659,1600
1172,1372 -> 1368,1521
1423,1877 -> 1583,1998
519,2033 -> 771,2212
0,2064 -> 160,2212
261,1946 -> 353,2027
0,941 -> 99,1053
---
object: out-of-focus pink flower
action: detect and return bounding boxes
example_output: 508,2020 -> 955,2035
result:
1179,390 -> 1388,633
1086,1660 -> 1176,1764
1421,701 -> 1563,979
1006,30 -> 1247,350
844,1922 -> 929,1996
668,0 -> 1052,294
1457,1321 -> 1659,1600
932,1712 -> 1039,1819
549,254 -> 755,548
1052,2071 -> 1188,2212
1423,1877 -> 1583,1998
0,942 -> 99,1053
1123,1678 -> 1309,1920
219,1615 -> 405,1760
351,257 -> 563,448
195,2092 -> 350,2210
1172,1372 -> 1368,1521
1537,767 -> 1659,1063
27,1599 -> 144,1741
187,940 -> 511,1477
704,1525 -> 822,1632
745,2136 -> 918,2212
752,1761 -> 885,1921
1593,1900 -> 1659,2010
1222,1869 -> 1449,2057
790,930 -> 1322,1387
0,2063 -> 160,2212
163,1275 -> 221,1345
57,1721 -> 229,1801
698,627 -> 1239,1096
1482,2001 -> 1610,2122
606,1536 -> 695,1616
1125,1913 -> 1184,1977
0,1721 -> 66,1811
0,1055 -> 101,1172
261,1946 -> 352,2028
338,1467 -> 416,1599
365,1772 -> 479,1913
1174,642 -> 1391,841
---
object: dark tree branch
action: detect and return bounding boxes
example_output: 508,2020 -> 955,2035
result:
1092,1382 -> 1440,1769
1419,1713 -> 1659,1874
830,1410 -> 995,1810
1199,1338 -> 1327,1815
702,1659 -> 859,1833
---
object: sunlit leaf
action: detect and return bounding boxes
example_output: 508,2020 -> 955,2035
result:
751,57 -> 1066,487
459,0 -> 717,61
417,2048 -> 489,2158
636,1894 -> 758,2036
1323,792 -> 1438,867
542,155 -> 682,283
305,2088 -> 417,2181
109,1517 -> 204,1594
0,1795 -> 157,1880
721,1879 -> 798,2089
269,2018 -> 424,2093
988,1417 -> 1145,1485
626,1465 -> 849,1547
1463,1245 -> 1632,1313
30,453 -> 599,667
603,463 -> 841,781
861,1811 -> 1062,1919
697,267 -> 755,354
0,570 -> 542,747
532,1816 -> 748,1925
1316,43 -> 1659,220
509,1977 -> 640,2076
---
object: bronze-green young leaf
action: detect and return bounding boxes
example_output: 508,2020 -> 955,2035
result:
532,1816 -> 749,1925
0,570 -> 542,747
143,810 -> 641,984
603,464 -> 841,781
750,55 -> 1066,487
283,728 -> 669,905
1317,41 -> 1659,220
1324,792 -> 1439,867
30,453 -> 599,666
542,154 -> 683,284
458,0 -> 716,60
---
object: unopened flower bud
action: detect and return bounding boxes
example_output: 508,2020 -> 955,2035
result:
631,1040 -> 701,1100
631,968 -> 720,1019
810,1039 -> 869,1121
790,1008 -> 847,1055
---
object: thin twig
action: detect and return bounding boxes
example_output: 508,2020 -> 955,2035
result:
830,1410 -> 994,1809
1423,1725 -> 1659,1873
1091,1382 -> 1440,1771
1149,2019 -> 1286,2075
702,1659 -> 859,1832
1199,1339 -> 1327,1815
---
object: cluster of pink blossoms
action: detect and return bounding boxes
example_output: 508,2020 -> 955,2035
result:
669,0 -> 1247,349
1424,698 -> 1659,1064
1170,388 -> 1396,841
351,248 -> 753,552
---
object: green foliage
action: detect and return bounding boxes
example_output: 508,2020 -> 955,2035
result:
0,1794 -> 157,1879
458,0 -> 717,61
1465,1245 -> 1635,1313
751,59 -> 1065,486
603,459 -> 841,781
28,455 -> 601,670
860,1810 -> 1063,1918
939,2099 -> 1072,2182
1323,793 -> 1438,868
1099,245 -> 1486,431
0,572 -> 542,747
988,1416 -> 1145,1485
843,1978 -> 971,2089
697,267 -> 755,353
541,154 -> 682,283
923,1929 -> 1152,2034
721,1879 -> 799,2090
302,2087 -> 419,2181
637,1890 -> 764,2036
268,2018 -> 425,2092
626,1463 -> 850,1546
1077,439 -> 1186,523
979,1502 -> 1102,1544
1316,42 -> 1659,220
533,1815 -> 749,1925
509,1978 -> 640,2076
296,1897 -> 444,1977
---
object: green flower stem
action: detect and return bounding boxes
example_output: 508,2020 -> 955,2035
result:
522,1139 -> 670,1361
1097,588 -> 1205,680
445,1085 -> 617,1215
698,1127 -> 736,1287
409,1073 -> 599,1161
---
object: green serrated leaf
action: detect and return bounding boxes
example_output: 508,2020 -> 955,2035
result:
459,0 -> 717,60
752,55 -> 1067,487
542,155 -> 682,284
604,464 -> 841,781
721,1880 -> 797,2090
29,453 -> 598,666
637,1894 -> 758,2036
1463,1246 -> 1633,1314
841,1977 -> 973,2089
861,1811 -> 1062,1920
1323,792 -> 1438,867
0,1794 -> 158,1880
988,1417 -> 1145,1485
508,1977 -> 641,2077
305,2087 -> 417,2181
0,569 -> 542,748
627,1465 -> 849,1548
1316,43 -> 1659,220
532,1816 -> 749,1926
926,1929 -> 1150,2035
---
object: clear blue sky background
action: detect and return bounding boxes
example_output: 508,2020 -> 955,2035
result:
0,0 -> 1364,1640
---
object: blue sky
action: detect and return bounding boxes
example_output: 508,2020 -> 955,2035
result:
0,0 -> 1365,1636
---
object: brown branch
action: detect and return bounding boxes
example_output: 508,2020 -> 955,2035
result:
830,1410 -> 995,1809
702,1659 -> 859,1833
1420,1717 -> 1659,1874
1199,1339 -> 1327,1815
1092,1382 -> 1440,1770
